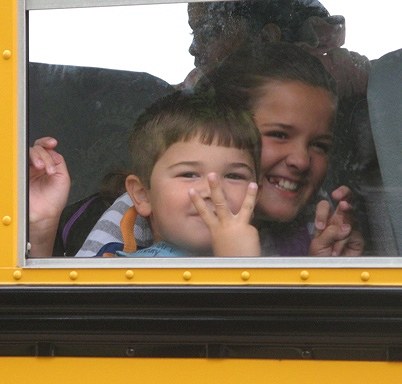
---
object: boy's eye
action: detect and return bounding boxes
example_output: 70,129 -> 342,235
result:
178,172 -> 199,178
225,173 -> 247,180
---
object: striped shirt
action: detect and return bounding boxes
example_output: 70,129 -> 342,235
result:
75,192 -> 152,257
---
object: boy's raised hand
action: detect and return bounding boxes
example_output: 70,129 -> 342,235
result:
29,137 -> 71,256
189,173 -> 260,257
309,186 -> 364,256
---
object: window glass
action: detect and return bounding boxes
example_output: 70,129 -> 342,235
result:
27,0 -> 402,261
28,3 -> 193,85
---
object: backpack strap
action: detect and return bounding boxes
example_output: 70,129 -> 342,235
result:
121,206 -> 138,253
61,194 -> 99,251
98,205 -> 138,257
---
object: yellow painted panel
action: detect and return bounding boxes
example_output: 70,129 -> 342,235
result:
0,358 -> 402,384
0,0 -> 18,268
1,266 -> 402,286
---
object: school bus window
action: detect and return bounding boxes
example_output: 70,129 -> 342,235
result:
27,0 -> 402,262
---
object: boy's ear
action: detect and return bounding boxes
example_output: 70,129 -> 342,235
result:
125,175 -> 152,217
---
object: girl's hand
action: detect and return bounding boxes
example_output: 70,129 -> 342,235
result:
309,186 -> 364,256
189,173 -> 260,257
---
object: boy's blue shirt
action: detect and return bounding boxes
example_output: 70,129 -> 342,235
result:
116,241 -> 188,258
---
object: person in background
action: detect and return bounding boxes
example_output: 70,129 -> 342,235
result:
184,0 -> 369,99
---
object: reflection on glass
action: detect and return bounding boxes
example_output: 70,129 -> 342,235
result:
28,1 -> 401,259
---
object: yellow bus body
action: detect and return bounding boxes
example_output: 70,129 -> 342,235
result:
1,358 -> 402,384
1,1 -> 402,382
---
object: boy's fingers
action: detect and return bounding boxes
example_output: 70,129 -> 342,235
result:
189,188 -> 215,227
238,182 -> 258,221
208,173 -> 230,218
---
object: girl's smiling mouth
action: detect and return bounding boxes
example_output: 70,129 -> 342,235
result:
267,176 -> 301,192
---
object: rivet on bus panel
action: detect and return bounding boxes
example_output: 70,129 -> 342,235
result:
13,270 -> 22,281
125,270 -> 134,280
360,271 -> 370,282
69,271 -> 78,281
2,216 -> 12,225
241,271 -> 250,281
300,270 -> 310,281
183,271 -> 192,281
2,50 -> 12,60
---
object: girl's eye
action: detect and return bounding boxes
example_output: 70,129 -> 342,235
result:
265,131 -> 288,140
311,141 -> 332,154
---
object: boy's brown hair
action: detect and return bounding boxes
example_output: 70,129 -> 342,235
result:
129,90 -> 262,188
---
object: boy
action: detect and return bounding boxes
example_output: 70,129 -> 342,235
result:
108,90 -> 262,257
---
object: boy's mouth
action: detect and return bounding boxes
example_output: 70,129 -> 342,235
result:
268,176 -> 300,192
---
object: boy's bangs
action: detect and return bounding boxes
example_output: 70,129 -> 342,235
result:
182,119 -> 258,151
180,119 -> 261,180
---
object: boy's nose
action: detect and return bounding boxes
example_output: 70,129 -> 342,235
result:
196,177 -> 212,199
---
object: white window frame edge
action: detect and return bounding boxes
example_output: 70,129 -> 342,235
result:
18,0 -> 27,268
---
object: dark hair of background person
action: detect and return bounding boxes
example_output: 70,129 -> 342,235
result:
188,0 -> 330,73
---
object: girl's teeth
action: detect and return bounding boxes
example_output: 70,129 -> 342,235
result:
279,179 -> 298,191
269,177 -> 298,191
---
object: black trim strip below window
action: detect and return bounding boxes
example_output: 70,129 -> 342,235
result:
1,286 -> 402,360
